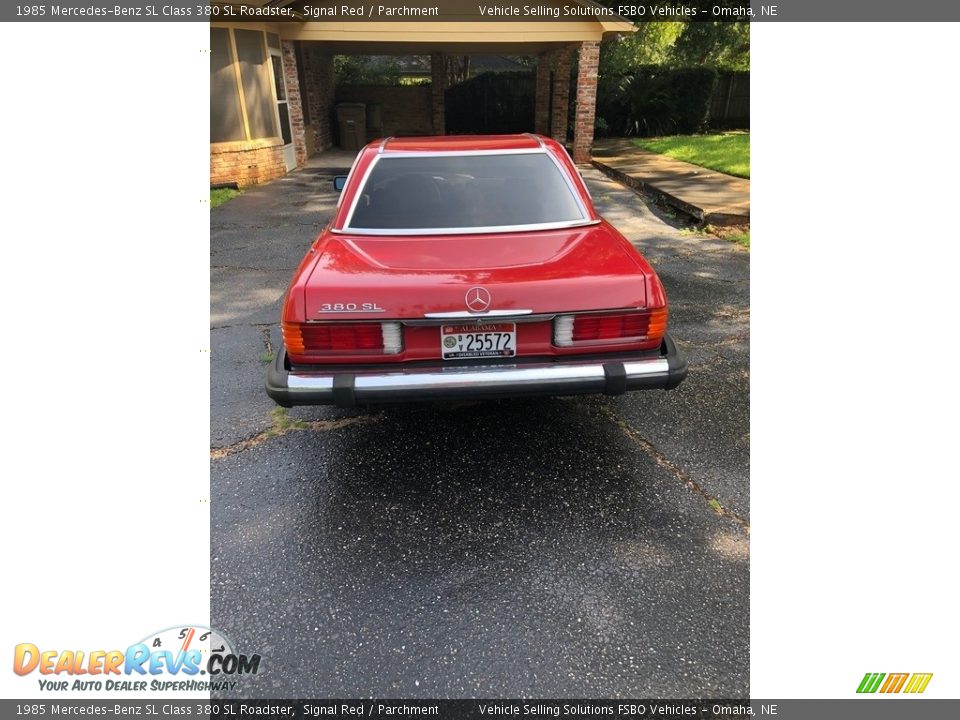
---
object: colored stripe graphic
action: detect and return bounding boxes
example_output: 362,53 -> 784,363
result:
858,672 -> 933,694
903,673 -> 933,694
880,673 -> 909,693
856,673 -> 885,693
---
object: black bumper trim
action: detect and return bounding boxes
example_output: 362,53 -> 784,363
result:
603,362 -> 627,396
266,334 -> 688,408
332,374 -> 356,408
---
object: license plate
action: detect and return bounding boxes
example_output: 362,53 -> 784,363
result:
441,324 -> 516,360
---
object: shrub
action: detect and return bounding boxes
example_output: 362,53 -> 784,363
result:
334,56 -> 404,86
671,68 -> 718,133
599,66 -> 718,137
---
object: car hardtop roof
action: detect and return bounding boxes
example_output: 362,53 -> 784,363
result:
377,134 -> 548,154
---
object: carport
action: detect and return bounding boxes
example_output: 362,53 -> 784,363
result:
210,1 -> 635,187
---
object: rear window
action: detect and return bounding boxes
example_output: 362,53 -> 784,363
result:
345,152 -> 587,232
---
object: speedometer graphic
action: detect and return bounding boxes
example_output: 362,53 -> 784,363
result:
137,625 -> 236,675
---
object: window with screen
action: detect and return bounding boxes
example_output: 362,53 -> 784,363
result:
233,29 -> 278,141
210,28 -> 245,143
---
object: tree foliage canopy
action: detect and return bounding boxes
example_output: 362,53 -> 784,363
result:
669,21 -> 750,70
593,1 -> 750,73
334,56 -> 404,85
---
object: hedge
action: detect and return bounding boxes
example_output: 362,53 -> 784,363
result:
596,66 -> 718,137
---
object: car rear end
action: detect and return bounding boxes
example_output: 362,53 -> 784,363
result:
266,135 -> 687,407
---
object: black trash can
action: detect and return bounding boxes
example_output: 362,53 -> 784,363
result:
336,103 -> 367,151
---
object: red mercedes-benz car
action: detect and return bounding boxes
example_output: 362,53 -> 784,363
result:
266,134 -> 686,407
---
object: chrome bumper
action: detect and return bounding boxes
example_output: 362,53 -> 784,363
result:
266,335 -> 687,408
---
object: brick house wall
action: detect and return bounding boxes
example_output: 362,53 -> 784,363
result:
210,139 -> 286,188
335,85 -> 433,139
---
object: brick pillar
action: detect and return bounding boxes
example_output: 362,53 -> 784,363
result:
550,47 -> 573,144
573,41 -> 600,164
301,44 -> 320,149
315,52 -> 335,150
280,40 -> 308,168
535,53 -> 551,135
300,45 -> 334,153
430,52 -> 446,135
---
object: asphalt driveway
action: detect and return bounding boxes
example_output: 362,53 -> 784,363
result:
210,161 -> 749,697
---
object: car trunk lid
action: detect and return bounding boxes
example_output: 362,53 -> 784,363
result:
303,223 -> 650,321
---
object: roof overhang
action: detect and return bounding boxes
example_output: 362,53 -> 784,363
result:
221,1 -> 635,52
277,24 -> 625,55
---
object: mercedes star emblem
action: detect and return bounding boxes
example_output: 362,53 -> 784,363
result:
465,286 -> 492,313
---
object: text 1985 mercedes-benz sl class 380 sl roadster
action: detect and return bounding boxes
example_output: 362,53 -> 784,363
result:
266,134 -> 687,408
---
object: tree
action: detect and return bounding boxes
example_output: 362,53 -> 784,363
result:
593,1 -> 750,71
446,56 -> 471,86
599,21 -> 684,95
668,21 -> 750,70
603,22 -> 685,70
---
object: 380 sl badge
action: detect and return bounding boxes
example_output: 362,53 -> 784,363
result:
318,302 -> 384,313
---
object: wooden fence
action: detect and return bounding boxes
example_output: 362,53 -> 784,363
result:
445,71 -> 535,135
709,72 -> 750,130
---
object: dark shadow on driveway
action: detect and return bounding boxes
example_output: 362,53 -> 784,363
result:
212,398 -> 748,698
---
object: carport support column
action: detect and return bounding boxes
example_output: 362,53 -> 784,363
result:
535,53 -> 551,135
573,41 -> 600,164
550,47 -> 573,144
305,50 -> 335,152
281,40 -> 308,168
431,53 -> 446,135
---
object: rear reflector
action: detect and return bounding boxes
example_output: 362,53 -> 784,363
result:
283,321 -> 402,355
553,309 -> 667,347
381,322 -> 403,354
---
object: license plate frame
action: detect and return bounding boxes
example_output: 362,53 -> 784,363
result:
440,323 -> 517,360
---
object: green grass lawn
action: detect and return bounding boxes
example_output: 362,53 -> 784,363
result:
210,187 -> 241,208
632,132 -> 750,178
726,228 -> 750,248
681,225 -> 750,250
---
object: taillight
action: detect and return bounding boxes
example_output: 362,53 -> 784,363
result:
553,309 -> 667,347
282,321 -> 402,355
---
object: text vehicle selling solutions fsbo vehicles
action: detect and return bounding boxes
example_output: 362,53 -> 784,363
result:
266,134 -> 687,407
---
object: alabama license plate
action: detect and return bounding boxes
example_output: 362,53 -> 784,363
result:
441,324 -> 516,360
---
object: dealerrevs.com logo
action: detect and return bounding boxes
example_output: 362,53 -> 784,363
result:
13,625 -> 261,693
857,672 -> 933,694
